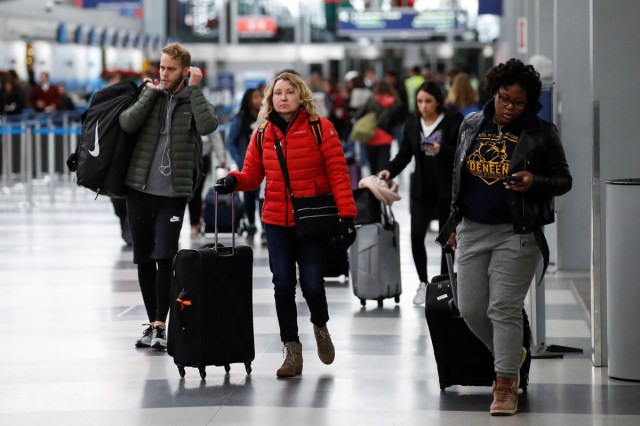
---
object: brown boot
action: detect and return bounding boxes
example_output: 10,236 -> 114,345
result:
490,376 -> 519,416
276,341 -> 303,377
313,324 -> 335,365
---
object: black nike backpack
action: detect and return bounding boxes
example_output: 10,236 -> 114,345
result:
67,80 -> 143,198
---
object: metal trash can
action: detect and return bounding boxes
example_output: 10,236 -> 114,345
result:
606,178 -> 640,380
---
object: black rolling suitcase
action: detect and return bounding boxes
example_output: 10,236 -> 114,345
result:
168,190 -> 254,378
425,249 -> 531,391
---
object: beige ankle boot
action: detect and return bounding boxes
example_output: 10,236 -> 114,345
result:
490,376 -> 519,416
313,324 -> 335,365
276,341 -> 303,377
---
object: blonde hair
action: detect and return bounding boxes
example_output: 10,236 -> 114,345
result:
446,72 -> 478,109
259,72 -> 318,119
161,43 -> 191,68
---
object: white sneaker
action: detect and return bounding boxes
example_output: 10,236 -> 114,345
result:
413,282 -> 427,305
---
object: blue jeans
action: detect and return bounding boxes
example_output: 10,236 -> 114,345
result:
264,224 -> 330,343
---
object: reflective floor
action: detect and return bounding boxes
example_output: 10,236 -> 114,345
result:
1,177 -> 639,426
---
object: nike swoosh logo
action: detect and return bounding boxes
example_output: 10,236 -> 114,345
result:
169,216 -> 181,223
88,120 -> 100,158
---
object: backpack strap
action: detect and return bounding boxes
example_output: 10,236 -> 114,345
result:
256,115 -> 323,156
309,114 -> 323,146
256,120 -> 269,156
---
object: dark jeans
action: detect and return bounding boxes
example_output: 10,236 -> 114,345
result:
409,196 -> 452,283
264,224 -> 330,343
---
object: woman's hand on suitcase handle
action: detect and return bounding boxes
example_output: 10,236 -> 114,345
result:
215,175 -> 237,194
447,232 -> 457,251
377,170 -> 391,181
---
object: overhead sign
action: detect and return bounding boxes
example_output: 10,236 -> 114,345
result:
236,16 -> 278,38
76,0 -> 142,18
478,0 -> 503,16
77,0 -> 141,8
337,8 -> 468,38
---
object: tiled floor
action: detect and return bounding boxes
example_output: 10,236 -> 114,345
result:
1,177 -> 640,426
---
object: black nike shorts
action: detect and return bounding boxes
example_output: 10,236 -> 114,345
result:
126,189 -> 188,264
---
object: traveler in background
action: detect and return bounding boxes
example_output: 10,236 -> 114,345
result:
91,72 -> 134,247
404,65 -> 425,114
226,87 -> 263,239
187,129 -> 219,235
215,72 -> 357,378
353,80 -> 403,175
56,83 -> 76,112
308,71 -> 330,118
325,76 -> 350,144
378,81 -> 462,305
443,58 -> 572,415
8,69 -> 31,109
363,68 -> 378,89
30,71 -> 61,113
1,78 -> 25,115
119,43 -> 218,351
445,72 -> 480,117
383,69 -> 409,143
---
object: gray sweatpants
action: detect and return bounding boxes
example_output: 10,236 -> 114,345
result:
455,217 -> 541,379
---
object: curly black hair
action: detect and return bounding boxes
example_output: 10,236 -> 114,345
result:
483,58 -> 542,105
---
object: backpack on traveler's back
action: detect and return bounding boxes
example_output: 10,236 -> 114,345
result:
67,80 -> 143,198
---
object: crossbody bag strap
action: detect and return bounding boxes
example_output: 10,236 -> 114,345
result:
273,136 -> 294,198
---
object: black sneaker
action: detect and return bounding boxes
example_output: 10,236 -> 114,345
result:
135,324 -> 153,348
151,325 -> 167,350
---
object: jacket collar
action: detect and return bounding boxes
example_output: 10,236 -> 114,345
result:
268,107 -> 307,137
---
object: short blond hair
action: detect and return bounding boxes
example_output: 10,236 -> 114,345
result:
161,43 -> 191,68
259,72 -> 318,119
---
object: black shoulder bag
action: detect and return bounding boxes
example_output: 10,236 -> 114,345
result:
274,137 -> 339,240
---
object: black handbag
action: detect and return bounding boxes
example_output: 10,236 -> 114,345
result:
274,139 -> 339,239
353,187 -> 382,225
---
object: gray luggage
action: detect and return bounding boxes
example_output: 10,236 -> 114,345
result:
349,207 -> 402,307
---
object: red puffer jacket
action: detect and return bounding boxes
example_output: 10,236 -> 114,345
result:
229,109 -> 357,227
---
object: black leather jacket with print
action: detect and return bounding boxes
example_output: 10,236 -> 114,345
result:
450,109 -> 572,234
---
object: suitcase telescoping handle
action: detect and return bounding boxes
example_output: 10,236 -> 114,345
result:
443,245 -> 461,317
212,185 -> 236,254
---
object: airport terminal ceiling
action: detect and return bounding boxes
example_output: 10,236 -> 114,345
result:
0,0 -> 498,102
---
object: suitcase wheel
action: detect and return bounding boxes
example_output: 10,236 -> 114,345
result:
177,365 -> 186,378
360,299 -> 366,307
394,296 -> 400,303
198,365 -> 206,379
377,299 -> 383,308
245,362 -> 252,375
224,364 -> 231,373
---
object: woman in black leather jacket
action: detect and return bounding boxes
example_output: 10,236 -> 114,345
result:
441,59 -> 572,416
378,81 -> 462,305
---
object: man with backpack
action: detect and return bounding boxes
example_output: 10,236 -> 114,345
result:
119,43 -> 218,350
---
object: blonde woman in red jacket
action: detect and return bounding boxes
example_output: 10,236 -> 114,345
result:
216,72 -> 357,378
